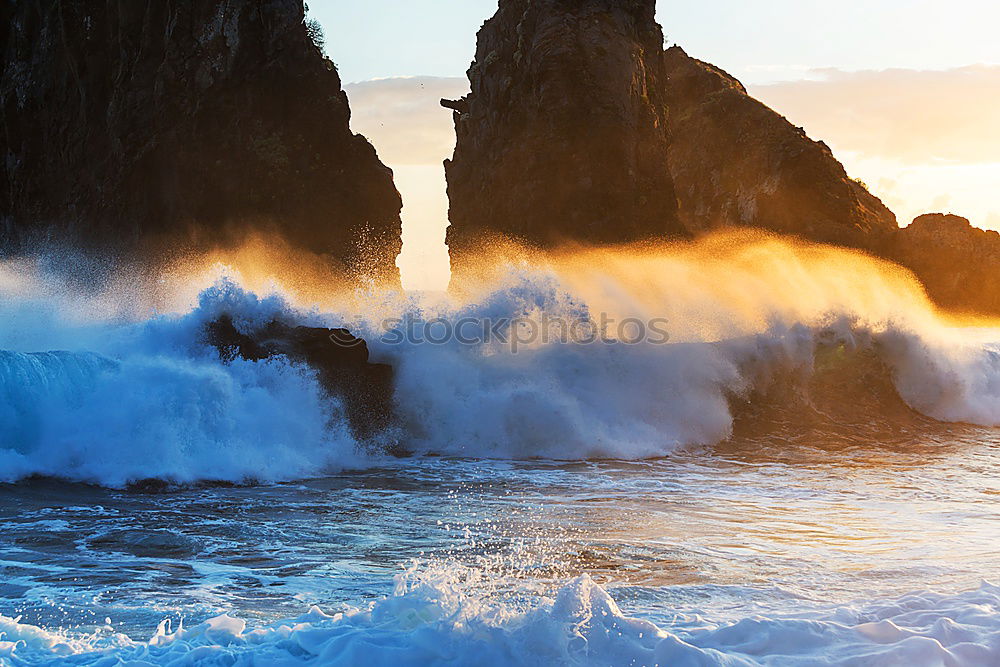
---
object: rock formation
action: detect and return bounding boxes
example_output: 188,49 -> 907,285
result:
442,0 -> 685,277
0,0 -> 402,286
891,214 -> 1000,315
206,316 -> 396,442
661,47 -> 898,249
443,0 -> 899,279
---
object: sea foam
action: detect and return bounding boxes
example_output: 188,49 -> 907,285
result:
2,570 -> 998,666
0,277 -> 365,487
0,234 -> 998,486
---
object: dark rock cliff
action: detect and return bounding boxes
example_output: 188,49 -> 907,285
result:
443,1 -> 900,278
446,1 -> 998,317
891,214 -> 1000,316
0,0 -> 402,286
443,0 -> 684,277
662,47 -> 898,249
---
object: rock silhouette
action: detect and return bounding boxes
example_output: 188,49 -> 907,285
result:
443,0 -> 998,317
1,0 -> 402,286
892,214 -> 1000,316
443,0 -> 900,278
443,0 -> 684,280
662,46 -> 898,249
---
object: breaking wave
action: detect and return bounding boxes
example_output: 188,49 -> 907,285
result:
3,567 -> 999,665
359,234 -> 1000,458
0,275 -> 366,487
0,232 -> 998,486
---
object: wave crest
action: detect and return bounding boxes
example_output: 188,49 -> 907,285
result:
0,234 -> 997,485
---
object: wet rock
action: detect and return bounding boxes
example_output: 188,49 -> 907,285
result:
205,316 -> 395,441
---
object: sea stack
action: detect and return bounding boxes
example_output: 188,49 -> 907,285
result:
442,0 -> 684,279
443,0 -> 902,283
0,0 -> 402,286
661,47 -> 898,249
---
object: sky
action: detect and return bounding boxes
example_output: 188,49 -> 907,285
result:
310,0 -> 1000,290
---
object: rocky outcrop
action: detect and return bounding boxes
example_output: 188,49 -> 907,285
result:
443,0 -> 685,277
891,214 -> 1000,315
0,0 -> 402,286
206,316 -> 396,441
443,1 -> 901,280
662,47 -> 898,249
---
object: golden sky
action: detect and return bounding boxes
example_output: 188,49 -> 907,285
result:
750,65 -> 1000,231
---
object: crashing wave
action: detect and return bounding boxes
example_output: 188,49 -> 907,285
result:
2,571 -> 998,665
0,280 -> 365,488
0,235 -> 998,486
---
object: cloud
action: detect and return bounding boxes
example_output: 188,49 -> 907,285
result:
347,68 -> 1000,169
836,151 -> 1000,230
345,76 -> 469,166
749,65 -> 1000,165
930,193 -> 953,210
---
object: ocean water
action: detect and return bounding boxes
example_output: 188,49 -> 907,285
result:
1,238 -> 999,665
3,446 -> 1000,666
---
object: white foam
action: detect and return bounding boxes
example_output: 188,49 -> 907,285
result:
359,268 -> 1000,460
0,278 -> 366,487
3,571 -> 998,665
1,239 -> 998,484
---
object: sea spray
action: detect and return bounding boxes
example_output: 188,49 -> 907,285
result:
0,231 -> 998,485
352,233 -> 999,458
0,275 -> 365,487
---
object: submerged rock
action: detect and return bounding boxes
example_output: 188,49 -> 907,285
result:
891,214 -> 1000,315
443,0 -> 685,279
662,47 -> 898,249
206,316 -> 395,442
0,0 -> 402,286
